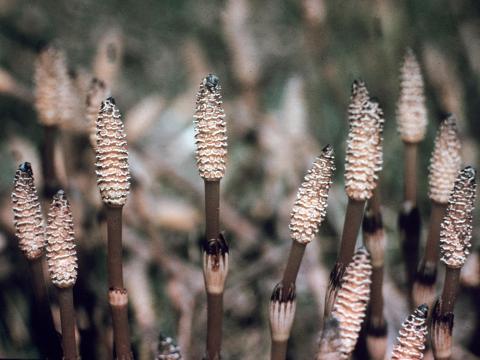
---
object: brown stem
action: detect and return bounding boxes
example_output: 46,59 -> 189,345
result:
29,258 -> 62,359
404,142 -> 417,205
41,125 -> 61,198
369,267 -> 385,326
338,198 -> 366,265
206,293 -> 223,359
423,202 -> 448,264
399,203 -> 421,295
271,340 -> 288,360
205,180 -> 220,242
106,205 -> 132,359
440,267 -> 461,314
57,287 -> 77,360
281,241 -> 306,293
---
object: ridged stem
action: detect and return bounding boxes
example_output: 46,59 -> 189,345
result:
270,340 -> 288,360
57,287 -> 77,360
440,268 -> 460,314
204,180 -> 224,359
29,258 -> 62,359
338,198 -> 365,265
106,205 -> 132,359
281,241 -> 306,293
41,125 -> 61,198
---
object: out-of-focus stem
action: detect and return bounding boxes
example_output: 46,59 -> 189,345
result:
424,202 -> 447,264
404,142 -> 417,205
41,125 -> 61,198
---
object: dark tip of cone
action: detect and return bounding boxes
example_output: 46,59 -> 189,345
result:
205,74 -> 219,92
322,144 -> 333,155
417,303 -> 429,317
105,96 -> 116,105
463,166 -> 476,180
18,162 -> 32,175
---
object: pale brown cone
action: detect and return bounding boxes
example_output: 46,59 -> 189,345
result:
193,74 -> 227,180
269,283 -> 296,342
46,190 -> 77,288
316,317 -> 342,360
428,114 -> 462,204
344,81 -> 384,201
289,145 -> 335,244
34,46 -> 77,126
391,304 -> 428,360
331,247 -> 372,358
95,97 -> 131,207
440,166 -> 476,268
11,162 -> 45,260
396,49 -> 428,143
86,78 -> 110,147
156,334 -> 182,360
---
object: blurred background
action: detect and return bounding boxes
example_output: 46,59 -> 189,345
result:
0,0 -> 480,358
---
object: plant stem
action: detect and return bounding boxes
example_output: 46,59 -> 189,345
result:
205,180 -> 220,241
399,203 -> 421,298
369,267 -> 384,326
423,202 -> 447,264
57,287 -> 77,360
404,142 -> 417,205
106,205 -> 132,359
29,258 -> 62,359
281,241 -> 306,294
41,125 -> 61,198
440,268 -> 461,314
338,198 -> 365,265
271,340 -> 287,360
206,293 -> 223,359
203,180 -> 225,359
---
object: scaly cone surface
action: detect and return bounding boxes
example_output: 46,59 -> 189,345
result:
391,304 -> 428,359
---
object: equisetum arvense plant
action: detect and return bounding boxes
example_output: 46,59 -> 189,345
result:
95,96 -> 133,359
270,145 -> 335,360
325,80 -> 383,317
194,73 -> 228,360
413,114 -> 462,310
396,48 -> 428,297
431,166 -> 476,360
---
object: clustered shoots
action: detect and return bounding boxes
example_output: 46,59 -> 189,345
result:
331,247 -> 372,358
428,114 -> 462,204
390,304 -> 428,359
289,145 -> 335,244
45,190 -> 78,288
95,97 -> 131,206
194,74 -> 228,181
440,166 -> 476,268
269,283 -> 296,342
344,80 -> 384,201
12,163 -> 46,260
396,49 -> 427,144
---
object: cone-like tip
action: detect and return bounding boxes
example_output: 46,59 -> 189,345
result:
345,82 -> 384,201
391,304 -> 428,359
289,146 -> 335,244
12,163 -> 45,260
316,317 -> 342,360
203,234 -> 229,294
45,190 -> 78,288
428,114 -> 462,204
194,74 -> 227,180
396,49 -> 428,143
440,166 -> 477,268
95,96 -> 131,207
156,334 -> 182,359
331,247 -> 372,358
269,282 -> 296,342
